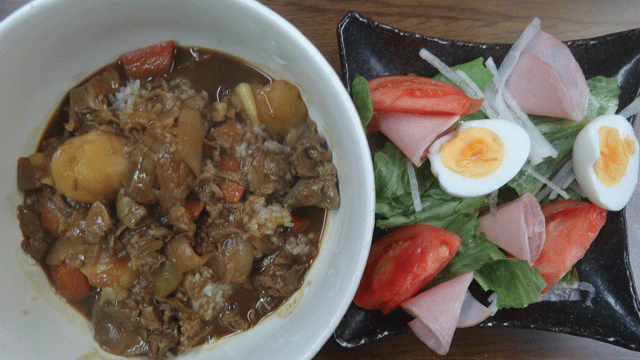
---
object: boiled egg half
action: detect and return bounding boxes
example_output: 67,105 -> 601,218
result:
572,114 -> 639,211
428,119 -> 530,197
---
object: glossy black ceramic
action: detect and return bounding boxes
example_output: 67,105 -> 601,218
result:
334,11 -> 640,352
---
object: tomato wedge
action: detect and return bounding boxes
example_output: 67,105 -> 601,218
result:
354,224 -> 461,314
533,200 -> 607,293
366,75 -> 483,132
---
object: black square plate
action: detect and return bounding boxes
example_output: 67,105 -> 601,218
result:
334,11 -> 640,352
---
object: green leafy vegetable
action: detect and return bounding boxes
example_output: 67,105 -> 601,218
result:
374,143 -> 489,229
352,75 -> 373,127
434,57 -> 494,91
435,57 -> 494,121
426,213 -> 545,310
429,214 -> 502,286
475,258 -> 547,309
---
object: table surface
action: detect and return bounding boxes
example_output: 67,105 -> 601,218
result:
2,0 -> 640,359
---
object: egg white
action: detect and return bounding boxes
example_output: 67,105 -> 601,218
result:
572,114 -> 639,211
428,119 -> 531,197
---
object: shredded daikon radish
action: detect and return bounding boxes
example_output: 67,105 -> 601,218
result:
606,105 -> 618,115
589,93 -> 601,109
542,159 -> 574,199
536,184 -> 554,202
536,158 -> 574,201
619,95 -> 640,119
524,164 -> 570,199
418,48 -> 486,105
455,70 -> 499,118
568,180 -> 585,198
550,174 -> 575,200
484,57 -> 557,163
487,292 -> 498,315
485,18 -> 541,106
406,158 -> 423,212
489,189 -> 499,222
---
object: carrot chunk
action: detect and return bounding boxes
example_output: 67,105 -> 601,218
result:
121,40 -> 176,79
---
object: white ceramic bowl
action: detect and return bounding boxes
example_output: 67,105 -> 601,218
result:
0,0 -> 375,359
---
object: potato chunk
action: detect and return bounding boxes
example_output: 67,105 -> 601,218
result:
255,80 -> 308,139
51,130 -> 128,203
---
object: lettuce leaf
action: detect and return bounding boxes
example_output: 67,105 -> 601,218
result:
374,143 -> 489,229
434,57 -> 494,91
427,213 -> 545,309
435,57 -> 494,121
352,75 -> 373,127
475,258 -> 547,309
429,214 -> 503,286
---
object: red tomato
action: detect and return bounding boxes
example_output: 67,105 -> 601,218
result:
51,261 -> 91,302
121,40 -> 176,79
533,200 -> 607,293
354,224 -> 461,314
366,75 -> 483,132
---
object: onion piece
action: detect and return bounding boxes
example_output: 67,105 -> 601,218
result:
406,158 -> 423,212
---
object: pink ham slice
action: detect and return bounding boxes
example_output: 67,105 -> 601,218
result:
478,192 -> 545,265
401,272 -> 474,355
457,290 -> 492,328
377,112 -> 459,167
505,30 -> 590,121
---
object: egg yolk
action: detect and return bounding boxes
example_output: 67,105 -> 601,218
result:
440,127 -> 505,178
594,126 -> 635,187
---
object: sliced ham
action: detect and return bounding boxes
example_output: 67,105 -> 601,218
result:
505,30 -> 590,121
457,290 -> 492,328
401,272 -> 474,355
376,112 -> 459,167
478,192 -> 545,265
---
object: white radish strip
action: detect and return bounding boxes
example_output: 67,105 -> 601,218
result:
418,49 -> 485,106
457,290 -> 492,328
568,180 -> 586,198
485,57 -> 557,162
488,18 -> 541,101
537,159 -> 573,200
487,292 -> 498,315
589,93 -> 601,109
523,164 -> 570,199
606,105 -> 618,115
536,184 -> 554,202
538,281 -> 595,306
489,189 -> 499,223
455,70 -> 499,118
407,158 -> 423,212
419,48 -> 468,91
550,173 -> 575,200
619,95 -> 640,119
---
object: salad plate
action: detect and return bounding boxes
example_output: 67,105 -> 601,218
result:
334,11 -> 640,351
